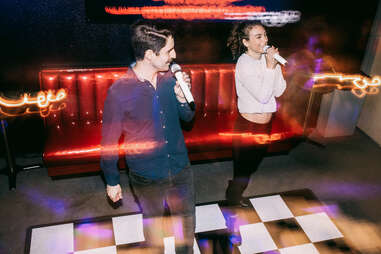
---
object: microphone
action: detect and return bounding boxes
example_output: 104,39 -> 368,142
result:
170,63 -> 195,110
263,45 -> 287,65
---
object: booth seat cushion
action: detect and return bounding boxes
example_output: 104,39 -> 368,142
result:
43,124 -> 103,175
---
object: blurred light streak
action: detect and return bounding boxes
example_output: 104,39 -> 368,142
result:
313,73 -> 381,98
105,1 -> 301,26
218,131 -> 296,144
335,215 -> 381,253
0,89 -> 67,118
75,223 -> 113,239
225,11 -> 301,27
0,102 -> 66,118
105,6 -> 265,20
50,141 -> 161,157
304,204 -> 341,218
21,189 -> 66,215
313,181 -> 381,199
304,58 -> 324,90
0,89 -> 67,108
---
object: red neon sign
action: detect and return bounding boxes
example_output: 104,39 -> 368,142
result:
105,6 -> 266,20
0,89 -> 67,118
152,0 -> 241,5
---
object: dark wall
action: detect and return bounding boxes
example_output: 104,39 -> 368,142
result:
1,0 -> 135,93
1,0 -> 379,92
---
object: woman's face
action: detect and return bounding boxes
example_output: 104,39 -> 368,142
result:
243,25 -> 268,56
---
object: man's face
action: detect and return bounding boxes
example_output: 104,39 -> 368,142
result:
151,36 -> 176,72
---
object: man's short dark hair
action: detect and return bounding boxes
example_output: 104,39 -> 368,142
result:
130,22 -> 173,61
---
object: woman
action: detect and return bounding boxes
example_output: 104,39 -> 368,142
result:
226,21 -> 286,206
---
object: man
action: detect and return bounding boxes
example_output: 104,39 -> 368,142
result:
100,22 -> 196,254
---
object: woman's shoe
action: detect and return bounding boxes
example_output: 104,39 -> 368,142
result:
239,199 -> 250,207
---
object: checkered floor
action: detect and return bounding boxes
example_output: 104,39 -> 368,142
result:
26,189 -> 354,254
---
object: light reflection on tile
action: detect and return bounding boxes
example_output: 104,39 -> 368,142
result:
163,236 -> 201,254
195,204 -> 227,233
30,223 -> 74,254
238,223 -> 277,254
279,243 -> 319,254
250,195 -> 294,222
74,245 -> 117,254
112,214 -> 145,245
296,212 -> 343,242
74,220 -> 115,251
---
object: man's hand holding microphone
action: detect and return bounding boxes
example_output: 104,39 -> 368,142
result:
174,72 -> 191,103
171,63 -> 195,110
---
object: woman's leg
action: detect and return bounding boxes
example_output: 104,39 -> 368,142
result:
226,116 -> 271,206
227,143 -> 267,205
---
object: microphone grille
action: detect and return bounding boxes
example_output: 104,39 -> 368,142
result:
170,63 -> 181,73
263,45 -> 270,52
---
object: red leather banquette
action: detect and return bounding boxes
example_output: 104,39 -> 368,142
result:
39,64 -> 305,177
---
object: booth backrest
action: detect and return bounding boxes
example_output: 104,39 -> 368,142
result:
40,67 -> 127,130
40,64 -> 237,129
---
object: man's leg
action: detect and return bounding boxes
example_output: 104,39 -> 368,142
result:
167,166 -> 195,254
129,172 -> 166,253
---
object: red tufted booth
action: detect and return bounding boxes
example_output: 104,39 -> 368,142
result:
39,64 -> 306,177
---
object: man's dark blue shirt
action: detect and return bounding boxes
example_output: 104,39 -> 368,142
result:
100,68 -> 195,186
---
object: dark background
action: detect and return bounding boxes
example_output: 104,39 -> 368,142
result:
0,0 -> 379,157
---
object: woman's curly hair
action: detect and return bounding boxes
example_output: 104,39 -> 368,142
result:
227,21 -> 263,60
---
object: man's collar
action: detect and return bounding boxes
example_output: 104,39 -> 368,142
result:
126,67 -> 170,83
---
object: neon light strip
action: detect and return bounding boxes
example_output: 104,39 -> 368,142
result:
0,103 -> 66,118
0,89 -> 67,108
313,73 -> 381,89
152,0 -> 241,5
313,73 -> 381,98
225,11 -> 301,27
51,141 -> 160,156
51,132 -> 296,157
219,132 -> 289,144
105,6 -> 266,20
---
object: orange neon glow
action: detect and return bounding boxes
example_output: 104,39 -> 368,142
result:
43,73 -> 125,82
0,103 -> 66,118
0,89 -> 67,108
218,132 -> 293,144
105,6 -> 266,20
53,73 -> 124,81
313,73 -> 381,98
51,141 -> 161,157
0,89 -> 67,118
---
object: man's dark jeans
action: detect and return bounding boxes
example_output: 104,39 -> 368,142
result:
129,166 -> 195,254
